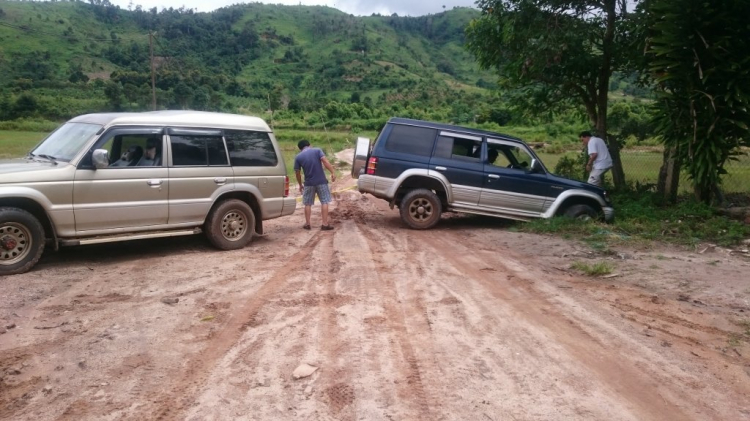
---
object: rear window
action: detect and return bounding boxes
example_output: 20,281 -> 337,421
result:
225,130 -> 278,167
384,124 -> 437,156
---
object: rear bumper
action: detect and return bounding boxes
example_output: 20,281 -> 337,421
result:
357,174 -> 393,200
281,197 -> 297,216
603,206 -> 615,223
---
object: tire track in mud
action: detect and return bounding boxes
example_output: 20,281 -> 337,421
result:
423,231 -> 691,421
611,301 -> 741,338
313,232 -> 361,419
356,223 -> 441,421
134,234 -> 326,421
323,220 -> 403,420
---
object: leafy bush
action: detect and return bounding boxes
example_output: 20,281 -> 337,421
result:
553,152 -> 586,180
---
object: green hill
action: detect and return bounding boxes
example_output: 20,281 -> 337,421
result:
0,1 -> 497,127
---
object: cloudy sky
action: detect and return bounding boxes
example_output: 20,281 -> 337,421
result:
108,0 -> 478,16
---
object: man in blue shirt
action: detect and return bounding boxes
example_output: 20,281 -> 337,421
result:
294,140 -> 337,230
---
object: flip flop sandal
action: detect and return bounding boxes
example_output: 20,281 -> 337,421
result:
303,224 -> 311,230
321,225 -> 334,231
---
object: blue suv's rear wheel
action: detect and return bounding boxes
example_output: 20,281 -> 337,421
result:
399,189 -> 442,230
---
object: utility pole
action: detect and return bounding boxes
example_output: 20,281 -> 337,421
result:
149,31 -> 156,110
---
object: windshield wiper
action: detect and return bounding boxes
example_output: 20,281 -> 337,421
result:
35,154 -> 58,165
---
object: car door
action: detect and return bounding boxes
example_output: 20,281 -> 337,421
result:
166,128 -> 234,225
429,131 -> 485,206
73,127 -> 169,233
479,139 -> 550,214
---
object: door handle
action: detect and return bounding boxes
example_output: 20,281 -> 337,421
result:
214,177 -> 227,185
488,174 -> 500,179
434,166 -> 447,171
147,179 -> 163,187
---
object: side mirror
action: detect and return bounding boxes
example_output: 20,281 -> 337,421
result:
92,149 -> 109,169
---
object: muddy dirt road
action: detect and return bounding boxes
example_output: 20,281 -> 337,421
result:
2,171 -> 750,420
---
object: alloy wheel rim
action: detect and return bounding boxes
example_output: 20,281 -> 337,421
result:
0,223 -> 32,265
409,198 -> 433,221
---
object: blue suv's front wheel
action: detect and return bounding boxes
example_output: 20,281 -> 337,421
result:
399,189 -> 442,230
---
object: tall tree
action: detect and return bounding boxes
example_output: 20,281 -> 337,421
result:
641,0 -> 750,203
466,0 -> 637,189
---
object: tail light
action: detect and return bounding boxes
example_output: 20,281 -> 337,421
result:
366,157 -> 378,175
284,175 -> 290,197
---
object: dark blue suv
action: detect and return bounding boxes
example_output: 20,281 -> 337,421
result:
352,118 -> 614,229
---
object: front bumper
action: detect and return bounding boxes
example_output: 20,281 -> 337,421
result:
603,206 -> 615,223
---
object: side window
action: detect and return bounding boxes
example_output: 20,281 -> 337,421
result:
434,135 -> 482,162
207,138 -> 229,166
488,141 -> 534,170
384,124 -> 437,156
91,130 -> 163,168
225,130 -> 278,166
510,146 -> 534,169
171,135 -> 228,166
487,146 -> 512,168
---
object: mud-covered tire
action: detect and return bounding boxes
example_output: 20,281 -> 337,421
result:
204,199 -> 255,250
399,189 -> 442,230
564,204 -> 598,221
0,207 -> 45,276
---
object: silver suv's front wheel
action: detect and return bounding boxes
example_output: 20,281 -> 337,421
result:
204,199 -> 256,250
399,189 -> 442,230
0,207 -> 45,275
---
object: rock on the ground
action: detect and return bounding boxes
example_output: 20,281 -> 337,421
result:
292,363 -> 318,379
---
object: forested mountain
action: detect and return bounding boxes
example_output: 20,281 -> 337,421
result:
0,1 -> 499,127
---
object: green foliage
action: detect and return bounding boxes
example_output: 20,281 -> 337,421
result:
643,0 -> 750,203
608,100 -> 653,143
552,151 -> 587,181
522,189 -> 750,247
571,261 -> 614,276
466,0 -> 639,189
0,2 -> 496,122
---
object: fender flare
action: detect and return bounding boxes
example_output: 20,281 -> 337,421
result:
386,168 -> 453,203
543,189 -> 607,218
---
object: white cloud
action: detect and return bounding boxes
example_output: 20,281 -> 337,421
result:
108,0 -> 477,16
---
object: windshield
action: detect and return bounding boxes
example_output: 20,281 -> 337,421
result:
31,122 -> 102,162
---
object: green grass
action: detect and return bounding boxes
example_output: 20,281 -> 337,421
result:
571,261 -> 614,276
0,130 -> 47,158
523,190 -> 750,247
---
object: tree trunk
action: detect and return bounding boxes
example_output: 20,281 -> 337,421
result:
594,115 -> 625,190
595,0 -> 625,190
657,145 -> 681,203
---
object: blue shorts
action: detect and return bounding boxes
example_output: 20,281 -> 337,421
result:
302,184 -> 332,206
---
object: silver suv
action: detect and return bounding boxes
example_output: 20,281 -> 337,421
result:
0,111 -> 296,275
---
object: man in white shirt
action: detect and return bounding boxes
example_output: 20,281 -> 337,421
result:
579,131 -> 613,187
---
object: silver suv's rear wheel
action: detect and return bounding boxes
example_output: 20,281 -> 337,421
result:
0,207 -> 45,275
205,199 -> 256,250
399,189 -> 442,230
